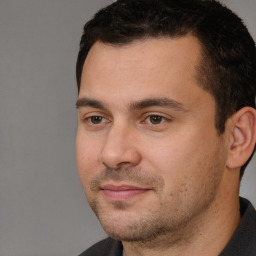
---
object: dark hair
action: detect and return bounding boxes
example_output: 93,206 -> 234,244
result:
76,0 -> 256,177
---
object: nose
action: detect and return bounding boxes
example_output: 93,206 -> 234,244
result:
100,123 -> 141,169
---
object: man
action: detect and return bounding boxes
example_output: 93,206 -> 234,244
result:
75,0 -> 256,255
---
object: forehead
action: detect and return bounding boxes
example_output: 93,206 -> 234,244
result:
83,36 -> 202,76
79,36 -> 208,107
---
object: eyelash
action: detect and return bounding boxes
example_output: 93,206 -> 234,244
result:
81,111 -> 173,134
84,114 -> 169,125
143,115 -> 168,125
85,115 -> 109,125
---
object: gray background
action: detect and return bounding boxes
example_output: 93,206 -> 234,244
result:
0,1 -> 255,255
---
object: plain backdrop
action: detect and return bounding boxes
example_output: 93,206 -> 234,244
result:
0,1 -> 255,255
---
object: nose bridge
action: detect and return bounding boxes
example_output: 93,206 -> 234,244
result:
100,120 -> 141,169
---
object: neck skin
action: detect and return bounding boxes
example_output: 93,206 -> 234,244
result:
122,169 -> 241,256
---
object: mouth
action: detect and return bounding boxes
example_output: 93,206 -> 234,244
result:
101,184 -> 151,201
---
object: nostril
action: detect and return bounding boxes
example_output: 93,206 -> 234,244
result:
100,146 -> 142,169
99,125 -> 142,168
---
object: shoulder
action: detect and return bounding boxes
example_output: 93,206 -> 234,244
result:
78,237 -> 123,256
220,197 -> 256,256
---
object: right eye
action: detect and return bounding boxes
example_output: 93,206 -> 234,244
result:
87,116 -> 107,124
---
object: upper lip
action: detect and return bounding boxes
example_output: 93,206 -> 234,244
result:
101,184 -> 150,191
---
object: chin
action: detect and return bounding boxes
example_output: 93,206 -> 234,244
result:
98,211 -> 172,243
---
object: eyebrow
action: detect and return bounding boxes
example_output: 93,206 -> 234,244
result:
129,98 -> 186,112
76,98 -> 106,110
76,97 -> 186,112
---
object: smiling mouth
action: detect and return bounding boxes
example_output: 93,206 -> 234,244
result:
101,185 -> 151,201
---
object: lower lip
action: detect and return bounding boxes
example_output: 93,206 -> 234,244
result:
102,189 -> 149,201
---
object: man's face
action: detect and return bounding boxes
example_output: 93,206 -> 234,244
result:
76,36 -> 229,242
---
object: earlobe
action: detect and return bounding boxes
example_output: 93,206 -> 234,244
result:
226,107 -> 256,169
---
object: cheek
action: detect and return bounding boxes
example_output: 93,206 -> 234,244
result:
76,132 -> 100,182
142,130 -> 217,188
143,135 -> 195,173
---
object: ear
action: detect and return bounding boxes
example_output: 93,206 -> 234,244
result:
226,107 -> 256,169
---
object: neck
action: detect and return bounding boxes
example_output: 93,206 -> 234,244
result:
123,194 -> 241,256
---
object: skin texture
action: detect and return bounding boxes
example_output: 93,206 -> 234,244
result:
76,36 -> 251,256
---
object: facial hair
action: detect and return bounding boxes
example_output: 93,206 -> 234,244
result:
86,153 -> 223,245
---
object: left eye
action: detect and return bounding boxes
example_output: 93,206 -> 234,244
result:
146,115 -> 165,125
